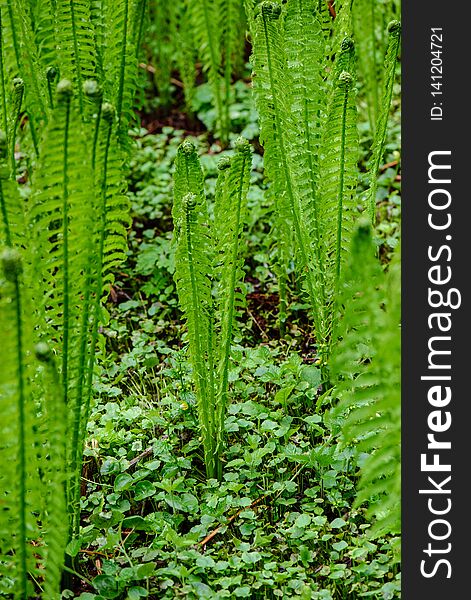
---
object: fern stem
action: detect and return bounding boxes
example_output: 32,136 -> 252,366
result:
69,0 -> 84,115
116,0 -> 129,128
0,182 -> 11,245
215,151 -> 248,479
184,199 -> 214,478
13,273 -> 28,598
0,11 -> 8,138
91,102 -> 102,170
335,84 -> 349,286
61,94 -> 72,406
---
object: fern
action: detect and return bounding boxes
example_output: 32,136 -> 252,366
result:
0,249 -> 67,599
251,2 -> 301,335
173,141 -> 216,476
25,82 -> 96,543
170,3 -> 197,110
331,222 -> 401,538
252,1 -> 359,370
317,67 -> 359,354
1,0 -> 47,149
213,137 -> 251,478
352,0 -> 397,133
55,0 -> 96,116
173,137 -> 251,478
190,0 -> 229,141
366,20 -> 401,222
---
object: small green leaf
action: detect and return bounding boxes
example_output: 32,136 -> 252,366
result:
114,473 -> 133,492
134,480 -> 156,500
295,514 -> 311,528
135,562 -> 156,579
121,516 -> 149,530
330,518 -> 347,529
332,540 -> 348,551
66,538 -> 81,558
300,366 -> 321,387
127,587 -> 148,600
93,575 -> 121,599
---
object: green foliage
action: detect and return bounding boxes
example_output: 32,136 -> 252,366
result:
0,1 -> 402,595
331,222 -> 401,539
173,137 -> 251,478
251,0 -> 360,369
0,247 -> 67,599
0,0 -> 139,590
190,0 -> 230,141
366,20 -> 401,221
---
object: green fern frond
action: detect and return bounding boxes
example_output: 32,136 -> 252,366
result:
102,0 -> 141,137
1,1 -> 46,152
213,137 -> 251,477
31,0 -> 58,72
366,20 -> 401,222
318,67 -> 359,348
282,0 -> 329,342
352,0 -> 394,132
251,2 -> 299,333
170,4 -> 197,110
331,223 -> 400,539
173,140 -> 216,477
190,0 -> 229,141
55,0 -> 96,116
0,250 -> 67,599
26,81 -> 98,534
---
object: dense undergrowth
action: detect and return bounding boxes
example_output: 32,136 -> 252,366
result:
0,1 -> 401,598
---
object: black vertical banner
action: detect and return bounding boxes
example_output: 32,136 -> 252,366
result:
402,2 -> 468,598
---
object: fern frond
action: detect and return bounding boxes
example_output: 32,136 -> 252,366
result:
102,0 -> 141,137
173,140 -> 216,478
213,137 -> 251,478
251,2 -> 300,332
169,3 -> 196,110
190,0 -> 228,141
31,0 -> 58,72
352,0 -> 393,132
283,0 -> 329,344
366,20 -> 401,222
331,223 -> 400,538
26,81 -> 98,535
0,251 -> 67,599
55,0 -> 96,115
318,67 -> 359,348
1,0 -> 46,152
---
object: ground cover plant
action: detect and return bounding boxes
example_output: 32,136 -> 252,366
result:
0,0 -> 401,598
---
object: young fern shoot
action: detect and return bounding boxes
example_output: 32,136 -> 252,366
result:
173,138 -> 251,479
173,140 -> 217,477
214,137 -> 251,479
